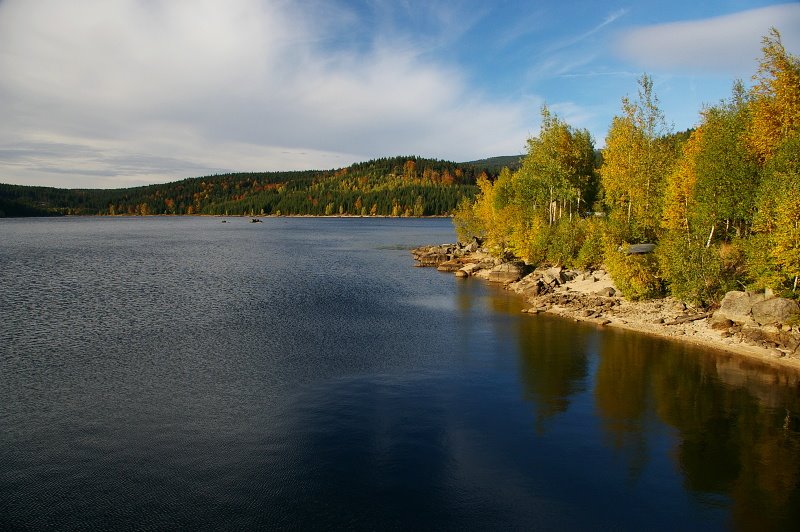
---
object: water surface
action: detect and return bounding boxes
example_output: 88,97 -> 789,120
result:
1,217 -> 799,530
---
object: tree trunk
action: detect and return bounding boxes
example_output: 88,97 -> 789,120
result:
706,224 -> 715,248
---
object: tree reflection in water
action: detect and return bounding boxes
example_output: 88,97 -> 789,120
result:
593,328 -> 800,530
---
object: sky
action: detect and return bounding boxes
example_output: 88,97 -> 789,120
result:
0,0 -> 799,188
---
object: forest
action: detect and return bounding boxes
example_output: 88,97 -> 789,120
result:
453,29 -> 800,303
0,156 -> 512,217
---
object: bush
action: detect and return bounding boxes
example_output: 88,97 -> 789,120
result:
604,244 -> 665,300
547,218 -> 584,267
508,214 -> 549,265
655,232 -> 738,306
453,196 -> 483,243
575,218 -> 606,270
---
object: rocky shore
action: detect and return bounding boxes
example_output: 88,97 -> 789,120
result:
412,239 -> 800,369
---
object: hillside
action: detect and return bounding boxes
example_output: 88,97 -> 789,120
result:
0,156 -> 512,217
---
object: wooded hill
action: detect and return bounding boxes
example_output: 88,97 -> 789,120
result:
0,156 -> 507,217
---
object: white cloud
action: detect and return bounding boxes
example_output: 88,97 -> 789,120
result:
615,4 -> 800,75
0,0 -> 531,187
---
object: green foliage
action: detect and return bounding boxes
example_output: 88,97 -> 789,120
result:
749,133 -> 800,295
600,74 -> 675,243
604,245 -> 665,300
656,233 -> 728,306
691,85 -> 760,238
546,218 -> 584,267
575,218 -> 606,270
453,196 -> 483,242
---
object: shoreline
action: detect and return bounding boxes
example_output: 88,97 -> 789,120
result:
412,242 -> 800,372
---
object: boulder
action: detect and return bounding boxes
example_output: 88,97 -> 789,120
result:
715,291 -> 767,324
752,297 -> 800,326
594,287 -> 616,297
487,262 -> 524,284
437,259 -> 464,272
456,264 -> 481,277
547,266 -> 564,282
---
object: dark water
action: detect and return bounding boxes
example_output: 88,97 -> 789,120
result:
1,217 -> 799,530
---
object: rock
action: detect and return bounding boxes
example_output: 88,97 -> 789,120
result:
562,270 -> 579,282
454,269 -> 468,278
459,263 -> 481,277
437,259 -> 464,272
600,319 -> 612,326
544,266 -> 564,285
715,291 -> 767,324
751,297 -> 800,326
594,287 -> 616,297
487,262 -> 524,284
708,313 -> 734,330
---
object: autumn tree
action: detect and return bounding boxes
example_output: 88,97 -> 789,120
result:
748,28 -> 800,163
600,74 -> 674,243
514,105 -> 596,225
747,29 -> 800,295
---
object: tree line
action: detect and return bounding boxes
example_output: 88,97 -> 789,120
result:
0,156 -> 496,217
454,29 -> 800,302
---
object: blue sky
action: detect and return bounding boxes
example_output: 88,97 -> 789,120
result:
0,0 -> 798,188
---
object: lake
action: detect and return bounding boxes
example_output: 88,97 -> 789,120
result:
1,216 -> 799,530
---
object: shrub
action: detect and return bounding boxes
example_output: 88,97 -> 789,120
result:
655,232 -> 735,306
547,218 -> 584,267
604,244 -> 665,300
453,196 -> 483,243
575,218 -> 606,270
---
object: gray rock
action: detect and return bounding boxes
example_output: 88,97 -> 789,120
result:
715,291 -> 767,324
487,262 -> 524,284
752,297 -> 800,326
459,263 -> 481,276
437,259 -> 464,272
594,287 -> 616,297
545,266 -> 564,284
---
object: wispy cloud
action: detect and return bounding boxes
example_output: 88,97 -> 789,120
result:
615,3 -> 800,75
546,8 -> 629,54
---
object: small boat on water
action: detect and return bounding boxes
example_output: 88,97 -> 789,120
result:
250,218 -> 262,223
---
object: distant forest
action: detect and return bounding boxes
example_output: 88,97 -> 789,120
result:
0,156 -> 521,218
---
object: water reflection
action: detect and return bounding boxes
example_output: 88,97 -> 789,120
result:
516,316 -> 589,431
594,325 -> 799,529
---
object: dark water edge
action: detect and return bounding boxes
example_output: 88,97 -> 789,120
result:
1,216 -> 800,531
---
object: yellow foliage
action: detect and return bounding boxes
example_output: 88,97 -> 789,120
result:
772,182 -> 800,290
662,127 -> 703,233
749,28 -> 800,162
